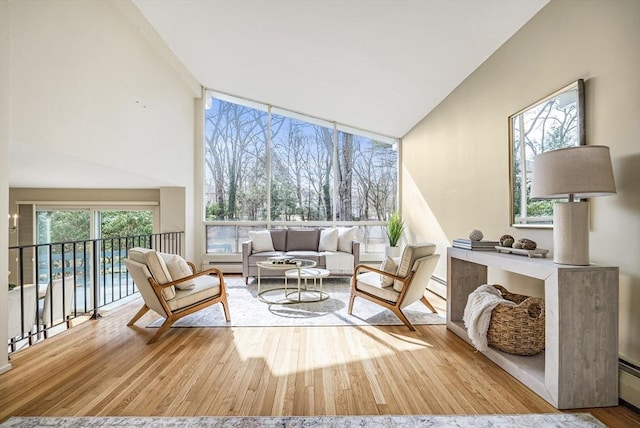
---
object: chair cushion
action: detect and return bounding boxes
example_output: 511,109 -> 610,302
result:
128,247 -> 151,264
270,229 -> 287,251
337,227 -> 357,253
249,230 -> 275,253
160,253 -> 195,290
318,228 -> 339,252
393,243 -> 437,292
167,274 -> 221,311
379,256 -> 397,287
356,271 -> 400,303
140,249 -> 176,300
286,229 -> 320,251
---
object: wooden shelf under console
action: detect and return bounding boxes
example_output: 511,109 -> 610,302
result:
446,247 -> 619,409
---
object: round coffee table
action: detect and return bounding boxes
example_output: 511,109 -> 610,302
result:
284,267 -> 330,302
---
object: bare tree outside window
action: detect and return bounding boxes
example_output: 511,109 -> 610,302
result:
203,92 -> 398,252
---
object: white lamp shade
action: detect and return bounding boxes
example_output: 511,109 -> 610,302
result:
530,145 -> 617,199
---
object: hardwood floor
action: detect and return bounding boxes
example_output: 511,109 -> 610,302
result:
1,294 -> 638,427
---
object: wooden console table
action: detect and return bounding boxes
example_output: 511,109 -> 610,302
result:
447,247 -> 618,409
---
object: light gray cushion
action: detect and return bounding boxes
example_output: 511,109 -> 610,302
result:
160,253 -> 195,290
356,271 -> 400,302
270,229 -> 288,251
318,228 -> 339,252
337,227 -> 357,253
286,229 -> 320,251
142,250 -> 176,300
167,274 -> 221,311
249,230 -> 275,253
128,247 -> 152,264
393,243 -> 436,292
379,256 -> 397,287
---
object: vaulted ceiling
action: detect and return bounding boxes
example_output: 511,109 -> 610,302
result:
9,0 -> 549,189
132,0 -> 549,138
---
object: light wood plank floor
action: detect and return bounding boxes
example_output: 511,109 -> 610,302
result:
1,293 -> 638,427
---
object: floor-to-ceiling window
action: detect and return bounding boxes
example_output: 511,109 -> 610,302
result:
203,91 -> 398,254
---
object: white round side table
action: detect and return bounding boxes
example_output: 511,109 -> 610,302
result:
284,268 -> 330,302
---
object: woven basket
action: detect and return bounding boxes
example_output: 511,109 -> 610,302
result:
487,285 -> 545,356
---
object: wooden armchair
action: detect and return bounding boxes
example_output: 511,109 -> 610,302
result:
124,247 -> 230,344
348,243 -> 440,330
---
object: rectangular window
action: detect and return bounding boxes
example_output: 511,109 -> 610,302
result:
337,131 -> 397,221
204,96 -> 268,221
271,113 -> 333,221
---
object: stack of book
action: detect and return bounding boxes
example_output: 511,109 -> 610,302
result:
452,238 -> 499,251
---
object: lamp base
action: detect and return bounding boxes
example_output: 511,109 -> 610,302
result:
553,202 -> 590,265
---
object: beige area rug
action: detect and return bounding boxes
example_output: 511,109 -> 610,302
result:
148,277 -> 445,328
0,414 -> 605,427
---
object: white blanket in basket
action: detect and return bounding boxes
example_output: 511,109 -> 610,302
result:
463,284 -> 516,352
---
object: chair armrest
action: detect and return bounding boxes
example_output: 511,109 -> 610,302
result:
187,261 -> 196,274
242,241 -> 252,277
352,241 -> 360,266
156,267 -> 225,289
354,263 -> 406,283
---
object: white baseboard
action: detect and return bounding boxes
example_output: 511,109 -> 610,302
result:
620,366 -> 640,409
0,362 -> 12,375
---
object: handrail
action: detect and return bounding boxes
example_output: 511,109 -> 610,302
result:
7,231 -> 184,353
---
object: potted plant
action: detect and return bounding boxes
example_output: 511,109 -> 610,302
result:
385,211 -> 405,258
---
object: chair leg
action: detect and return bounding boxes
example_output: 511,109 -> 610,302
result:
245,277 -> 249,285
148,318 -> 174,344
392,307 -> 416,331
348,293 -> 357,314
420,296 -> 438,314
220,298 -> 231,322
128,305 -> 150,326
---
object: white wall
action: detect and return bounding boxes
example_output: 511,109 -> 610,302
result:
1,0 -> 199,371
9,0 -> 197,189
1,0 -> 12,374
402,0 -> 640,404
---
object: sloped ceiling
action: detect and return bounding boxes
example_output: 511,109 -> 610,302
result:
132,0 -> 549,138
9,0 -> 549,189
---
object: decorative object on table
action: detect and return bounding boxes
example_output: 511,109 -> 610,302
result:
267,255 -> 298,265
495,246 -> 549,258
531,145 -> 616,265
513,238 -> 537,250
499,234 -> 514,247
468,229 -> 484,241
487,285 -> 545,356
452,238 -> 499,251
385,211 -> 405,258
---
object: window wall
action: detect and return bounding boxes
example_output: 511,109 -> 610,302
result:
204,91 -> 398,254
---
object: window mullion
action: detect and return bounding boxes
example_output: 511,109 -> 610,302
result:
332,123 -> 338,224
267,105 -> 272,228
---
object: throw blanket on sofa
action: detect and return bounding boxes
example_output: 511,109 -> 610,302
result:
324,252 -> 354,275
463,284 -> 515,352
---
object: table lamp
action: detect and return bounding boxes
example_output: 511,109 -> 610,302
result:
530,145 -> 616,265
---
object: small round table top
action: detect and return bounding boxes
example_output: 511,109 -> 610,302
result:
284,268 -> 330,279
256,259 -> 316,270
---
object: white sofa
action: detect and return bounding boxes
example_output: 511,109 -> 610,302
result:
242,227 -> 360,284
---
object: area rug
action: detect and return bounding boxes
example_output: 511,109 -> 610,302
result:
148,277 -> 445,328
0,414 -> 605,427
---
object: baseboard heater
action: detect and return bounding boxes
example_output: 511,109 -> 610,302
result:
620,359 -> 640,412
